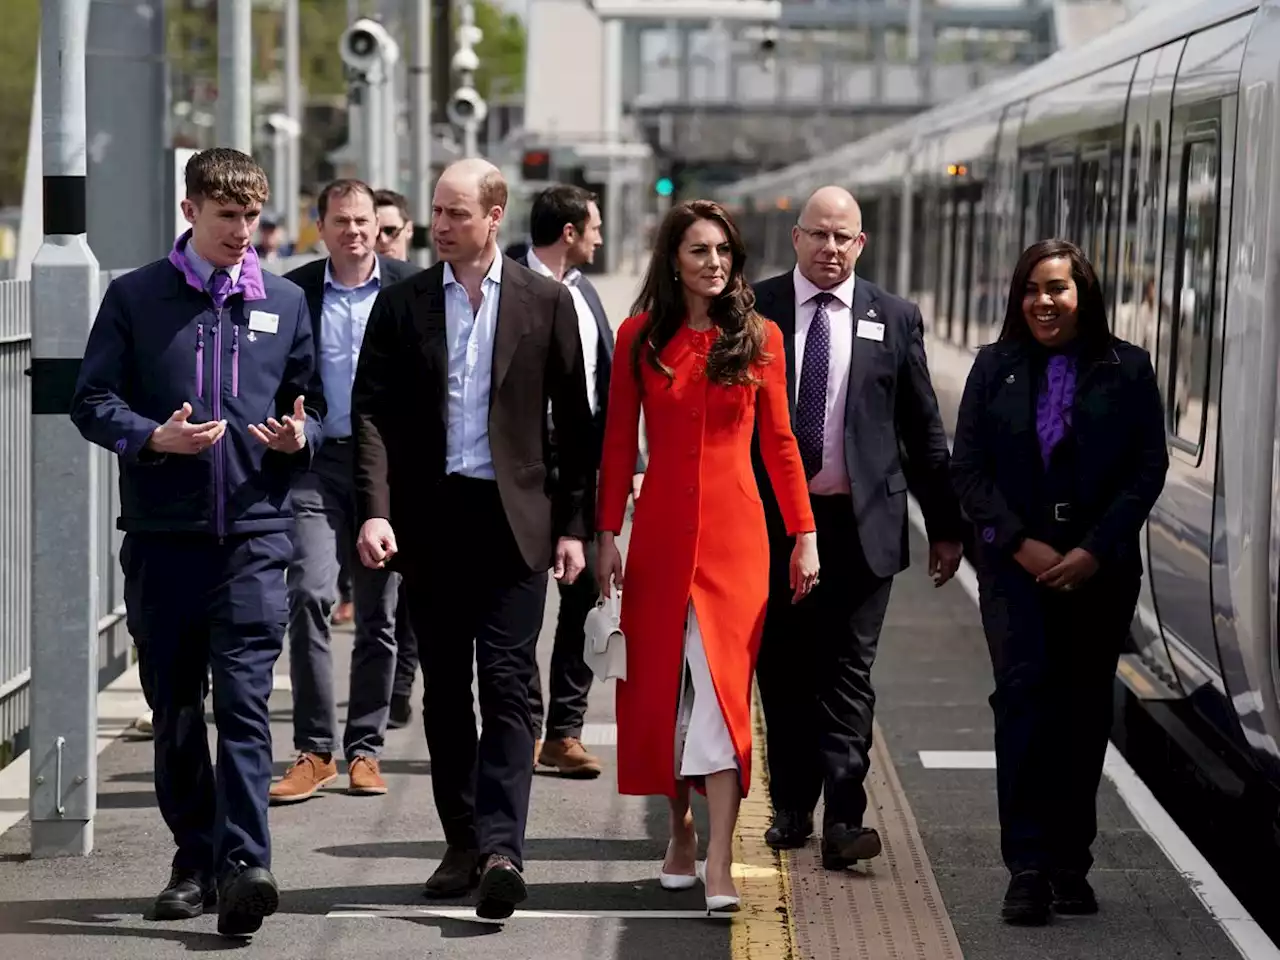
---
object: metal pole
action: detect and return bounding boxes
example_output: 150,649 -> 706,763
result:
217,0 -> 253,152
602,18 -> 624,275
87,0 -> 168,270
284,0 -> 302,243
359,79 -> 382,186
30,0 -> 101,859
408,0 -> 432,266
907,0 -> 922,62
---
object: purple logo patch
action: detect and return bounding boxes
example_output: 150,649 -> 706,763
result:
981,526 -> 996,544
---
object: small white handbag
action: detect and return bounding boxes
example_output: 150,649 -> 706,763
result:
583,590 -> 627,682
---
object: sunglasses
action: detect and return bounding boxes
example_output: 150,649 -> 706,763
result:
379,224 -> 406,240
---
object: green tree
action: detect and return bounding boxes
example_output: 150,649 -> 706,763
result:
0,0 -> 39,208
471,0 -> 525,101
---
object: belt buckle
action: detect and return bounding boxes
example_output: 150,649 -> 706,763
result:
1053,503 -> 1070,522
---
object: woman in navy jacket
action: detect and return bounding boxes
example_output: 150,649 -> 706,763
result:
950,239 -> 1168,926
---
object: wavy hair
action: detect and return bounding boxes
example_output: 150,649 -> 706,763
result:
999,239 -> 1112,353
629,200 -> 769,389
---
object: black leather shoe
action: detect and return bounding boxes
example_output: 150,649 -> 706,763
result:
475,854 -> 527,921
820,824 -> 882,869
1050,870 -> 1098,914
149,867 -> 216,921
765,810 -> 813,850
217,862 -> 279,938
423,846 -> 481,898
1002,869 -> 1052,925
388,693 -> 412,729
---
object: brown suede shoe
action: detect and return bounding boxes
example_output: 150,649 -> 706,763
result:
348,756 -> 388,796
269,753 -> 338,804
537,737 -> 603,779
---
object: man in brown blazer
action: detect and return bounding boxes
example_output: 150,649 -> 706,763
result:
352,159 -> 593,922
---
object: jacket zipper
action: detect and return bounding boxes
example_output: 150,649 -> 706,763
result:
195,323 -> 204,399
212,307 -> 226,540
231,323 -> 240,398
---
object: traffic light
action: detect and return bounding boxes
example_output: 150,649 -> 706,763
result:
655,176 -> 674,197
522,149 -> 551,181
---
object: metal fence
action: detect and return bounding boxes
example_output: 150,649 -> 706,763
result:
0,270 -> 136,768
0,253 -> 325,768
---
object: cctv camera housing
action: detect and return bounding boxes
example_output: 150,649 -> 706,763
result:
447,86 -> 488,127
339,18 -> 399,74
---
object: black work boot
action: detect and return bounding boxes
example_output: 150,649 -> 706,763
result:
765,810 -> 814,850
1050,870 -> 1098,914
820,823 -> 882,870
1002,869 -> 1052,925
149,867 -> 216,921
217,861 -> 279,937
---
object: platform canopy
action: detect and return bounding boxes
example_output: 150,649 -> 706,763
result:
589,0 -> 782,20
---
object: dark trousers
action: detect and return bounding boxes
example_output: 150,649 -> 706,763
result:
757,494 -> 893,830
122,531 -> 290,877
403,475 -> 547,869
529,539 -> 597,740
977,558 -> 1138,874
392,583 -> 417,699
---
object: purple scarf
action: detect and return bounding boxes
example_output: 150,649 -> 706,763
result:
1036,353 -> 1077,468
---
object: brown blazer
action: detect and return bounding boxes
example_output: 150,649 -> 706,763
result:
352,256 -> 593,573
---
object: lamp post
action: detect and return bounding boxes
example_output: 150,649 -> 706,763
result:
448,2 -> 487,158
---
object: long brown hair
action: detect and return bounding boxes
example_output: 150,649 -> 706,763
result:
629,200 -> 769,389
999,239 -> 1112,355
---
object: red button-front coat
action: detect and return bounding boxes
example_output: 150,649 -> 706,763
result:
597,314 -> 815,797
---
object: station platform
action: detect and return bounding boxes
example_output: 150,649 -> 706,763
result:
0,272 -> 1257,959
0,521 -> 1249,960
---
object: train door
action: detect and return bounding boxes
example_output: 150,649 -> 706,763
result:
1120,41 -> 1187,691
1147,17 -> 1252,708
987,102 -> 1028,343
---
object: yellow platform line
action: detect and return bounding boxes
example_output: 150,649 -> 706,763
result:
730,686 -> 797,960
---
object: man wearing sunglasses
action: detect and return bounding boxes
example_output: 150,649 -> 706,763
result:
374,189 -> 414,261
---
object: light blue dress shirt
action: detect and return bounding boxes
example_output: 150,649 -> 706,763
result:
444,255 -> 503,480
319,258 -> 382,439
183,243 -> 242,288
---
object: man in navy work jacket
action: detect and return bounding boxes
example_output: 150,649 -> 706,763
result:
70,147 -> 324,939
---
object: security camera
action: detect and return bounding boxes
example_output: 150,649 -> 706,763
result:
264,112 -> 301,137
339,18 -> 400,74
452,47 -> 480,74
447,86 -> 488,128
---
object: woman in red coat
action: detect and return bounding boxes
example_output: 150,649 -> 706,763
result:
596,200 -> 818,912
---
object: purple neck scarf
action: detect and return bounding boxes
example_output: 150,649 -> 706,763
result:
1036,353 -> 1077,468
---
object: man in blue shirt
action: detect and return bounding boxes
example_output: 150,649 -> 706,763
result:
71,148 -> 324,938
272,180 -> 420,804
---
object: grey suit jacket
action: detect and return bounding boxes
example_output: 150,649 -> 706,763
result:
751,271 -> 962,578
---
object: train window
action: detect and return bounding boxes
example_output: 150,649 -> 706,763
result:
1119,128 -> 1141,311
1020,164 -> 1043,249
1167,129 -> 1220,452
1104,148 -> 1124,302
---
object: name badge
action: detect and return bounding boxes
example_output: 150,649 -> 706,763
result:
248,310 -> 279,335
856,319 -> 885,342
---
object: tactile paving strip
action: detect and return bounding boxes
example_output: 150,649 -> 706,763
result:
787,721 -> 965,960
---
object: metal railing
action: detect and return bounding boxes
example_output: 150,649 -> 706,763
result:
0,270 -> 134,769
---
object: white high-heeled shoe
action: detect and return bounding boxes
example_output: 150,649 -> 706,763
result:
696,861 -> 741,913
659,862 -> 701,891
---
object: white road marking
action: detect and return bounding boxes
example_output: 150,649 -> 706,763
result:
906,495 -> 1280,960
918,750 -> 996,769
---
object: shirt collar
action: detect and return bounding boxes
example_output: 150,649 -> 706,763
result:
324,255 -> 381,292
443,251 -> 504,289
184,239 -> 242,288
793,265 -> 855,310
525,247 -> 581,287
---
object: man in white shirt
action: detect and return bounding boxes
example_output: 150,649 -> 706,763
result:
516,184 -> 645,778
